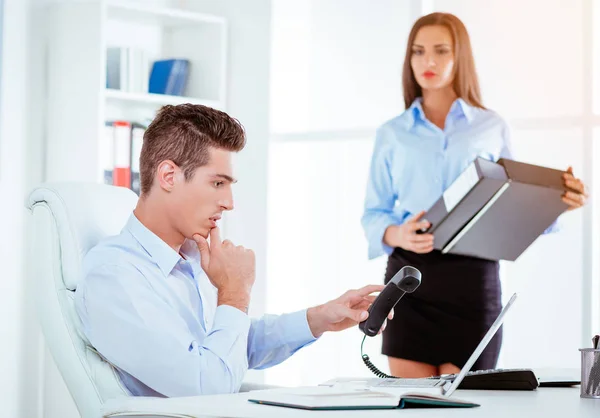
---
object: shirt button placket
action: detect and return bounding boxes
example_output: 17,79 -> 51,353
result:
435,138 -> 444,186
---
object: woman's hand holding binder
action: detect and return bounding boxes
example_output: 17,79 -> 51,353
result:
562,166 -> 588,211
384,211 -> 434,254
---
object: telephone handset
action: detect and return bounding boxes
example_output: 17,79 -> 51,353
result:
358,266 -> 422,337
358,265 -> 422,379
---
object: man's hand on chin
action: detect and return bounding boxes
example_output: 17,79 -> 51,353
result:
193,226 -> 256,314
306,285 -> 393,338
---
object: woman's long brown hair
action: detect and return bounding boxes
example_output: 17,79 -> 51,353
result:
402,13 -> 485,110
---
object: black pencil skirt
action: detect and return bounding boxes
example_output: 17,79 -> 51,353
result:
382,247 -> 503,371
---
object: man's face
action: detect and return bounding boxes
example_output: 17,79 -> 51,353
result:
168,147 -> 235,239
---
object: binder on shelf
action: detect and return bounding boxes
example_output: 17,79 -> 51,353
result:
149,59 -> 190,96
103,120 -> 147,194
106,47 -> 128,91
106,46 -> 150,93
112,120 -> 132,188
130,122 -> 146,196
127,48 -> 150,94
100,122 -> 115,185
420,157 -> 571,261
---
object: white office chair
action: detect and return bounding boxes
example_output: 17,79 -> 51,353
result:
26,183 -> 201,418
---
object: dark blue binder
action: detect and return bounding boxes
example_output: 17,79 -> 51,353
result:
149,59 -> 190,96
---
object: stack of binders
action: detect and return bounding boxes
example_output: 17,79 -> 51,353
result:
102,121 -> 147,196
419,157 -> 571,261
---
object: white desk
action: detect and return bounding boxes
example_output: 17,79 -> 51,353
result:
104,387 -> 600,418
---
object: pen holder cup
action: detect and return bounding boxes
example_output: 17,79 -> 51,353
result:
580,348 -> 600,399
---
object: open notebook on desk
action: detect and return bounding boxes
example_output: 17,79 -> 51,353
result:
247,385 -> 478,410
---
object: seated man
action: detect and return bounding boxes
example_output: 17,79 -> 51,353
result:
75,104 -> 388,397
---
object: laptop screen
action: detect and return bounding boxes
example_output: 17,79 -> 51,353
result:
443,293 -> 518,397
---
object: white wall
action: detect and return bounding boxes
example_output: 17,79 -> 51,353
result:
0,0 -> 41,417
1,0 -> 54,416
269,0 -> 418,134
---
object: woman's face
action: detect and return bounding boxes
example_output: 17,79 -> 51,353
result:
410,25 -> 455,91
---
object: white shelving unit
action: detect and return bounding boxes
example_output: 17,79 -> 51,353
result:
104,88 -> 222,108
45,0 -> 228,184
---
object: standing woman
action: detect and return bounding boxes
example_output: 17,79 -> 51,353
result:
362,12 -> 588,378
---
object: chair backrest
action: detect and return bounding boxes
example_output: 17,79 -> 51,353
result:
26,182 -> 139,418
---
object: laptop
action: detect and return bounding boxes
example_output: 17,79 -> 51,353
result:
321,292 -> 518,397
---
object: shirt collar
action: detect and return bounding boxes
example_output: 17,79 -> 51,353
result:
125,213 -> 199,277
402,97 -> 475,129
451,98 -> 475,124
407,97 -> 425,128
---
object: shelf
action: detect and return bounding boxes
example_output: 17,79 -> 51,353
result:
105,89 -> 223,110
106,1 -> 226,28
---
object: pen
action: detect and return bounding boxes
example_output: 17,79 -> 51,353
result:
589,335 -> 600,396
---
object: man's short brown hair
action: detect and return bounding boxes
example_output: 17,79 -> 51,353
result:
140,104 -> 246,195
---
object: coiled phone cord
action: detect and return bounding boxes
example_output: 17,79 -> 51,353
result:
360,334 -> 398,379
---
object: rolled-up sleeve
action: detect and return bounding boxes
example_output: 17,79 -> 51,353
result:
76,264 -> 251,397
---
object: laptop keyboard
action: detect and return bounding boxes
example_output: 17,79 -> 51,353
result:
372,378 -> 444,388
440,368 -> 533,379
369,368 -> 535,389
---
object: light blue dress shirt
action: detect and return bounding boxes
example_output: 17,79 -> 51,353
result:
362,98 -> 517,260
75,213 -> 317,397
